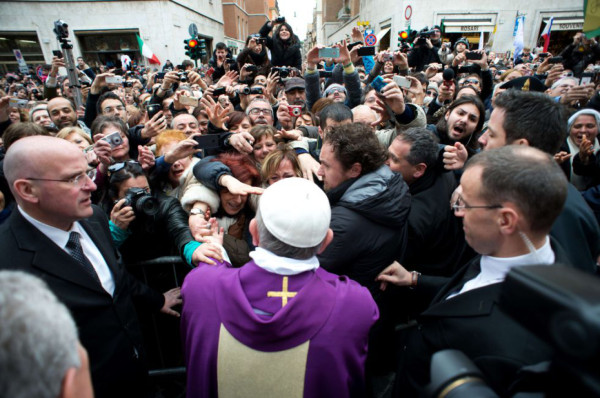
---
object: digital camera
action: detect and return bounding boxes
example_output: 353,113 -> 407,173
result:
288,105 -> 302,117
123,187 -> 159,217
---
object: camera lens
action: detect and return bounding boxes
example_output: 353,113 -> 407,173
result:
136,196 -> 159,216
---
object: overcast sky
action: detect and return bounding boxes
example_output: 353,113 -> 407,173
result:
278,0 -> 317,41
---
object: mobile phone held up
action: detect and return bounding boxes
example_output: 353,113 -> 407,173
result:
370,76 -> 387,93
319,47 -> 340,59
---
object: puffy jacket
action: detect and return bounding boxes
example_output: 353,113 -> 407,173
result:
318,165 -> 410,300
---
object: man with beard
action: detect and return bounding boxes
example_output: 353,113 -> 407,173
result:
317,122 -> 410,385
426,95 -> 485,158
47,97 -> 91,135
284,77 -> 306,109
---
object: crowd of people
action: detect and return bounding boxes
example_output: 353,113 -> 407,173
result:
0,16 -> 600,398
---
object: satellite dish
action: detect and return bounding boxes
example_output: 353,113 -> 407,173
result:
189,23 -> 198,37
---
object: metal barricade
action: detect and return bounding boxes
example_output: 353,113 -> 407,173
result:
127,255 -> 190,397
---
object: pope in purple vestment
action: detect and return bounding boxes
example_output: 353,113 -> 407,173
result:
181,178 -> 379,398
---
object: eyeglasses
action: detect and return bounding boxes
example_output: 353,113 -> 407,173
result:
248,108 -> 272,116
426,90 -> 438,96
25,173 -> 90,188
327,88 -> 345,95
462,79 -> 480,86
451,196 -> 502,213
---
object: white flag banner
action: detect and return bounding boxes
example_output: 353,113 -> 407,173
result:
513,15 -> 525,63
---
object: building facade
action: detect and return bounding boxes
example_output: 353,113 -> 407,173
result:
0,0 -> 225,73
313,0 -> 584,56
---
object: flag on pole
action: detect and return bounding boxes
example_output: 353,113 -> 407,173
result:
478,31 -> 485,50
583,0 -> 600,39
487,23 -> 498,48
540,17 -> 553,52
513,15 -> 525,63
136,34 -> 160,65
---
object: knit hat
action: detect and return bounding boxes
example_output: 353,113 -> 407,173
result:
259,178 -> 331,248
454,37 -> 469,50
323,83 -> 348,98
567,109 -> 600,132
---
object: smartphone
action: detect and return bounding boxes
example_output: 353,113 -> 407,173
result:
357,47 -> 376,57
52,50 -> 63,58
347,41 -> 363,51
212,87 -> 226,97
105,76 -> 123,84
465,51 -> 483,60
245,65 -> 258,72
156,72 -> 166,79
146,104 -> 162,119
580,73 -> 594,85
102,131 -> 124,148
193,134 -> 220,150
393,75 -> 411,89
537,53 -> 549,60
370,75 -> 387,93
288,105 -> 302,117
548,56 -> 563,64
319,47 -> 340,59
9,98 -> 29,109
179,96 -> 199,107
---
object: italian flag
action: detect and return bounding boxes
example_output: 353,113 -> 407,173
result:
136,34 -> 160,65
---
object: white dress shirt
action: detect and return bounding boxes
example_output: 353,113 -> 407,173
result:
448,236 -> 554,299
18,206 -> 115,296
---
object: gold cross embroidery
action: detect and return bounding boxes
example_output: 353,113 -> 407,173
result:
267,276 -> 297,307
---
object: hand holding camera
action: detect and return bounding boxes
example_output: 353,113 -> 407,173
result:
332,41 -> 351,66
276,99 -> 293,130
306,46 -> 325,69
160,71 -> 180,91
50,56 -> 66,78
141,109 -> 167,139
111,198 -> 136,230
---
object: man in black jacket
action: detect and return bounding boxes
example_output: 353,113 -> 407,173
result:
378,145 -> 573,397
386,128 -> 471,277
317,122 -> 410,383
0,136 -> 182,398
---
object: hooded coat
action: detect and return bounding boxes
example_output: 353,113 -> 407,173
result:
318,165 -> 410,300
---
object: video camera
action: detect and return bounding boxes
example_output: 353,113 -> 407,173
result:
53,20 -> 69,39
425,265 -> 600,397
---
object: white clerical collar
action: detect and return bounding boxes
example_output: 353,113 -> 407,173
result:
249,247 -> 320,276
451,236 -> 554,298
18,206 -> 84,249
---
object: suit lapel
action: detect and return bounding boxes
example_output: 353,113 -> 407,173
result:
422,284 -> 499,317
11,210 -> 108,295
422,257 -> 498,318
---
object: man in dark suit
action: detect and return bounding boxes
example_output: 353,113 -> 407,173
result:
0,136 -> 182,398
377,146 -> 572,397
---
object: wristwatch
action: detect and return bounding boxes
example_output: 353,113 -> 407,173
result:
190,208 -> 204,216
